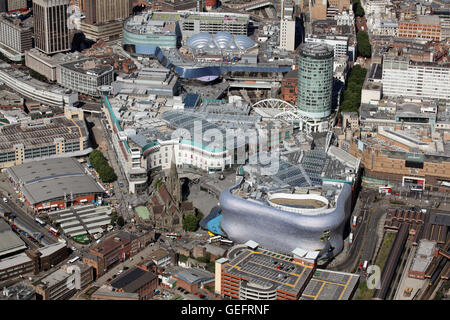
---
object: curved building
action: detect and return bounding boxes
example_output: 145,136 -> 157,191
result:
297,42 -> 334,120
185,32 -> 256,54
219,178 -> 352,259
123,12 -> 179,50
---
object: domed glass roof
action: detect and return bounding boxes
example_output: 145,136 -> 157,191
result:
186,32 -> 256,52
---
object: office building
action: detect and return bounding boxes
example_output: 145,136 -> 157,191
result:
80,0 -> 132,42
59,59 -> 114,96
382,55 -> 450,101
33,262 -> 94,300
305,34 -> 351,60
0,242 -> 68,282
0,12 -> 32,61
33,0 -> 71,54
398,16 -> 441,42
83,0 -> 130,25
310,0 -> 327,22
279,0 -> 296,51
3,0 -> 27,12
297,42 -> 334,120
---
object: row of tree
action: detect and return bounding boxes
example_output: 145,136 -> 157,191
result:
340,65 -> 367,113
88,149 -> 117,183
357,31 -> 372,58
352,0 -> 365,17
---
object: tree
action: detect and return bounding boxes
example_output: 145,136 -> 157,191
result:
357,31 -> 372,58
117,216 -> 125,227
353,0 -> 365,17
183,213 -> 200,231
88,150 -> 117,183
340,65 -> 367,113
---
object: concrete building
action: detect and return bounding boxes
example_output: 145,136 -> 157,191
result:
25,49 -> 83,83
398,15 -> 442,42
33,0 -> 71,54
305,34 -> 353,61
80,0 -> 132,42
0,63 -> 79,107
382,55 -> 450,101
310,0 -> 327,22
0,108 -> 90,170
3,0 -> 26,12
150,248 -> 171,268
0,219 -> 27,258
279,0 -> 296,51
59,59 -> 114,96
0,12 -> 32,61
33,261 -> 94,300
0,242 -> 68,282
297,42 -> 334,120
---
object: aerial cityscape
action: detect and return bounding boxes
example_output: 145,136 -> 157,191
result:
0,0 -> 449,305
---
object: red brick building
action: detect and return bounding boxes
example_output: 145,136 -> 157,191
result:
109,267 -> 158,300
398,16 -> 441,42
280,70 -> 298,104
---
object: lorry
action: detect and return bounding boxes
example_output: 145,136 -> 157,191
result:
348,233 -> 353,244
352,216 -> 357,228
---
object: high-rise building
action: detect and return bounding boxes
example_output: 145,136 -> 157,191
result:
279,0 -> 296,51
297,42 -> 334,120
83,0 -> 131,25
382,55 -> 450,100
33,0 -> 71,54
0,12 -> 33,61
79,0 -> 131,42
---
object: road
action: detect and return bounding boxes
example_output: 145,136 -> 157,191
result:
0,199 -> 57,246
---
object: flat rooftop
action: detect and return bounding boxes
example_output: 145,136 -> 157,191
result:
8,158 -> 104,205
224,246 -> 314,296
299,269 -> 359,300
0,115 -> 88,152
0,220 -> 27,258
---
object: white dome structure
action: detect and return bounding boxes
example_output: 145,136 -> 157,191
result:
185,32 -> 257,53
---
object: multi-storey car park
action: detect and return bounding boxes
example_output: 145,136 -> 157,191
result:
215,242 -> 360,300
0,107 -> 90,170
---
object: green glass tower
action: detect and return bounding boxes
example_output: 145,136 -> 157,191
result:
297,42 -> 334,119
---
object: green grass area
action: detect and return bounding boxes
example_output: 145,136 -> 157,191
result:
355,281 -> 375,300
375,232 -> 397,272
72,234 -> 91,244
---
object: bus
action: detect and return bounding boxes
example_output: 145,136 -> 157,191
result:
352,216 -> 357,228
48,227 -> 59,237
208,235 -> 222,243
220,239 -> 233,246
166,233 -> 182,239
68,256 -> 80,264
35,218 -> 46,226
379,186 -> 392,195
